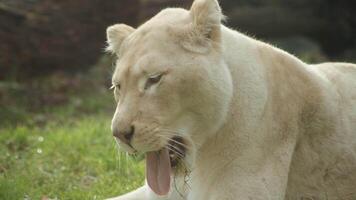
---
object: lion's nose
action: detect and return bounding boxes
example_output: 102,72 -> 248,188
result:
113,125 -> 135,145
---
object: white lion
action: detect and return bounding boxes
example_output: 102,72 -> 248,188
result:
106,0 -> 356,199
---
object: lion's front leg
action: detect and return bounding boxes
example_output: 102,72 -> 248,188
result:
106,184 -> 168,200
106,185 -> 149,200
107,178 -> 187,200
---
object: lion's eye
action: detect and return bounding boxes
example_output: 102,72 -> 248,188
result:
145,74 -> 163,90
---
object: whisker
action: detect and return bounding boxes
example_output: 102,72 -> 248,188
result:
156,127 -> 186,135
164,144 -> 190,167
113,139 -> 123,171
165,144 -> 185,159
167,138 -> 190,149
159,128 -> 185,134
165,148 -> 190,170
154,133 -> 191,150
115,143 -> 121,171
125,152 -> 130,175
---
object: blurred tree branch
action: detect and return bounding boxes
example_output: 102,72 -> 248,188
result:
0,0 -> 139,81
0,2 -> 27,19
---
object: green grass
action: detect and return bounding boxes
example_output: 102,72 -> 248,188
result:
0,114 -> 145,200
0,64 -> 145,199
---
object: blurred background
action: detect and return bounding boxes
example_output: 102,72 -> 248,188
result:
0,0 -> 355,199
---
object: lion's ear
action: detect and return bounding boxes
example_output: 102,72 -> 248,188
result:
106,24 -> 135,55
180,0 -> 224,53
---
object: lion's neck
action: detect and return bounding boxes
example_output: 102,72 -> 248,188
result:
191,25 -> 328,186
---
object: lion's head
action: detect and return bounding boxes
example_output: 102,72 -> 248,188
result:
107,0 -> 233,195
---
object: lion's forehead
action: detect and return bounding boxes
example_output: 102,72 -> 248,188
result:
115,35 -> 181,79
121,8 -> 190,55
127,28 -> 173,53
112,8 -> 191,85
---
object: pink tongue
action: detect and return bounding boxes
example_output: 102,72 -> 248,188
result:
146,149 -> 171,196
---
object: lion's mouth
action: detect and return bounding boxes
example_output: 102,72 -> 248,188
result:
145,136 -> 187,196
168,136 -> 186,168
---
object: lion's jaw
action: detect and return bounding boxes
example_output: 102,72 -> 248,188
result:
107,1 -> 233,195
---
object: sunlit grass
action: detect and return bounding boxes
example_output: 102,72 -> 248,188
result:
0,115 -> 144,200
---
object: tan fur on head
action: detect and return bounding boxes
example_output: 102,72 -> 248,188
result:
106,24 -> 135,55
107,0 -> 233,156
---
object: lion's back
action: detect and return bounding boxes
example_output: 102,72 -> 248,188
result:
286,62 -> 356,199
313,62 -> 356,125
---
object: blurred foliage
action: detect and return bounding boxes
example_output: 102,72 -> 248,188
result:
0,56 -> 115,127
0,0 -> 355,81
0,0 -> 139,81
221,0 -> 356,60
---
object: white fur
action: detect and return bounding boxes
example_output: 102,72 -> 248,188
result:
106,0 -> 356,199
